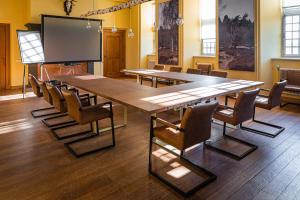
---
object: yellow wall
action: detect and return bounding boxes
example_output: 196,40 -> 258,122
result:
0,0 -> 30,87
140,2 -> 155,68
183,0 -> 201,71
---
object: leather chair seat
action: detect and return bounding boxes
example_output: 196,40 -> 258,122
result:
285,84 -> 300,93
79,105 -> 111,125
154,123 -> 184,150
213,105 -> 235,125
255,96 -> 270,109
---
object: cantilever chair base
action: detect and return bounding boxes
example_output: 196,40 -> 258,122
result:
64,119 -> 116,158
42,113 -> 76,128
50,122 -> 90,140
31,107 -> 61,118
240,120 -> 285,138
149,138 -> 217,197
205,123 -> 257,160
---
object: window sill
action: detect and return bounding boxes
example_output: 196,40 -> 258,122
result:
193,55 -> 217,59
272,57 -> 300,61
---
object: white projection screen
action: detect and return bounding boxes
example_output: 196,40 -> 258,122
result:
17,31 -> 45,64
42,15 -> 102,64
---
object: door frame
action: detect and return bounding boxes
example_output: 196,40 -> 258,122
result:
103,28 -> 126,77
0,23 -> 11,89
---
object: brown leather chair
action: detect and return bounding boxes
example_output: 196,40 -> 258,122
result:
240,80 -> 287,138
149,102 -> 218,197
206,89 -> 260,160
29,74 -> 60,118
141,64 -> 165,87
153,64 -> 165,71
29,74 -> 43,97
197,63 -> 212,75
44,84 -> 95,140
210,70 -> 228,78
61,89 -> 115,158
279,68 -> 300,106
186,68 -> 202,75
169,66 -> 182,72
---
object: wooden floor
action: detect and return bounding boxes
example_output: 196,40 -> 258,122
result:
1,79 -> 300,200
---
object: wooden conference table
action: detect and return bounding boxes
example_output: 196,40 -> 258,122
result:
56,70 -> 263,128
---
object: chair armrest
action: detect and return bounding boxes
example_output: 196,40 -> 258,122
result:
80,102 -> 112,111
151,116 -> 183,131
257,94 -> 269,98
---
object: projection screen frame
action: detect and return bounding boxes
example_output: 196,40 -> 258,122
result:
41,15 -> 102,64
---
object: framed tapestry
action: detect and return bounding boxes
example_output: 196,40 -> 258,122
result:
218,0 -> 255,71
158,0 -> 179,66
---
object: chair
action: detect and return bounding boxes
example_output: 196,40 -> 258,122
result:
165,66 -> 183,85
186,68 -> 202,75
197,63 -> 212,75
279,68 -> 300,106
149,102 -> 218,197
141,64 -> 165,87
210,70 -> 228,78
206,89 -> 260,160
29,74 -> 60,118
169,66 -> 182,72
61,90 -> 115,158
240,80 -> 287,138
44,84 -> 96,140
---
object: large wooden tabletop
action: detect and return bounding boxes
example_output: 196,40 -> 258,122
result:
123,69 -> 205,82
56,73 -> 263,114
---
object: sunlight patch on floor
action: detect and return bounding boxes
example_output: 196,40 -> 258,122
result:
0,119 -> 33,135
0,92 -> 35,101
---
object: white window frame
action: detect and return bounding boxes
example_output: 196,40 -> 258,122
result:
282,14 -> 300,57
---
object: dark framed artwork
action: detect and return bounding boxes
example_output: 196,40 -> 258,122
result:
219,0 -> 255,71
158,0 -> 179,65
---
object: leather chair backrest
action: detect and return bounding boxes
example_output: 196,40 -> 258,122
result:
28,74 -> 43,97
61,90 -> 82,122
268,80 -> 287,108
210,70 -> 228,78
280,68 -> 300,86
197,63 -> 212,75
153,64 -> 165,71
233,88 -> 260,124
169,66 -> 182,72
187,68 -> 202,75
180,102 -> 218,149
40,82 -> 53,105
47,84 -> 67,113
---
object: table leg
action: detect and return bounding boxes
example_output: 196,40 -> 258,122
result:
137,75 -> 140,84
99,105 -> 128,133
151,113 -> 157,127
179,107 -> 184,120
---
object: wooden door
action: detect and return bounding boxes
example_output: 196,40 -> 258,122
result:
103,29 -> 125,78
0,24 -> 10,90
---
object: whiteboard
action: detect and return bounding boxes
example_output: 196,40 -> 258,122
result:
17,31 -> 45,64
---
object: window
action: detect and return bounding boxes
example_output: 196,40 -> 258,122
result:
282,0 -> 300,57
200,0 -> 216,55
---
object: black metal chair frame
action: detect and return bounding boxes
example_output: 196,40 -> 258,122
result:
149,116 -> 217,197
205,121 -> 258,160
64,102 -> 116,158
226,92 -> 285,138
48,95 -> 98,140
31,80 -> 64,118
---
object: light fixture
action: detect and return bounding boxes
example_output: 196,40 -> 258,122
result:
112,13 -> 118,33
176,14 -> 184,26
128,7 -> 135,38
86,19 -> 92,29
